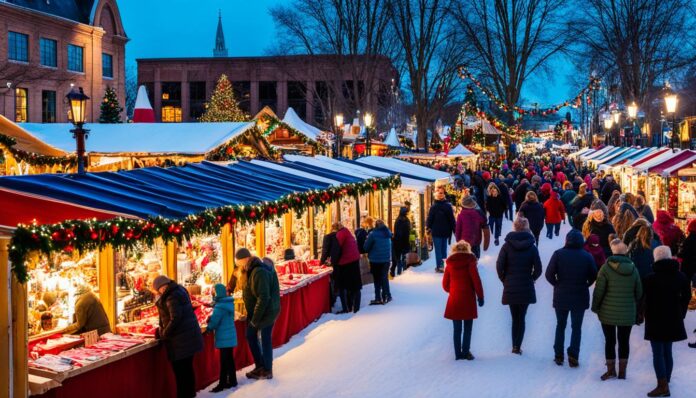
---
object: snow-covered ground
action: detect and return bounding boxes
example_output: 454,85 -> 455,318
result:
201,221 -> 696,398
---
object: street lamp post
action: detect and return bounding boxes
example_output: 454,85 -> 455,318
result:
665,93 -> 678,149
364,112 -> 373,157
627,102 -> 638,146
334,113 -> 344,158
612,112 -> 620,146
66,87 -> 90,174
603,116 -> 613,146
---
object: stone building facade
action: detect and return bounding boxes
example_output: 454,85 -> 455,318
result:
0,0 -> 128,123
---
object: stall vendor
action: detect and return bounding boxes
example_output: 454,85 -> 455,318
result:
62,285 -> 112,336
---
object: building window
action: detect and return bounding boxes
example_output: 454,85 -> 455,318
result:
288,81 -> 307,120
161,82 -> 181,122
259,81 -> 277,112
314,81 -> 328,125
42,91 -> 57,123
15,88 -> 28,122
189,81 -> 206,119
40,38 -> 57,67
232,81 -> 251,114
67,44 -> 84,72
8,32 -> 29,62
102,53 -> 113,78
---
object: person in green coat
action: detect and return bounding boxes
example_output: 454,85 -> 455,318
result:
63,285 -> 111,336
206,283 -> 238,392
236,249 -> 281,381
591,239 -> 642,382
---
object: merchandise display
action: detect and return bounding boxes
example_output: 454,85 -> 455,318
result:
313,206 -> 328,258
340,197 -> 357,231
115,243 -> 164,323
265,218 -> 286,261
177,235 -> 223,297
290,210 -> 311,261
234,223 -> 258,256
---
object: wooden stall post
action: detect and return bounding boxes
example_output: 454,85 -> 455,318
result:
97,245 -> 117,331
308,209 -> 316,257
419,193 -> 426,241
284,213 -> 293,249
255,222 -> 265,258
355,199 -> 361,230
221,224 -> 233,286
0,237 -> 11,398
11,268 -> 28,398
162,240 -> 178,282
387,189 -> 393,230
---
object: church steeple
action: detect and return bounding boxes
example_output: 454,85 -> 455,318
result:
213,10 -> 228,57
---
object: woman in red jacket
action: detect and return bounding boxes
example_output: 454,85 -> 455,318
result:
443,241 -> 484,360
544,191 -> 566,240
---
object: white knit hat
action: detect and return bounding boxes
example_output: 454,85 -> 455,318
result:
653,245 -> 672,262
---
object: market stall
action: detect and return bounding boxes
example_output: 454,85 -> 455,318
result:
645,150 -> 696,221
616,148 -> 678,195
0,160 -> 401,397
677,167 -> 696,221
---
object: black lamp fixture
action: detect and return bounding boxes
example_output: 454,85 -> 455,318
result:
66,87 -> 90,174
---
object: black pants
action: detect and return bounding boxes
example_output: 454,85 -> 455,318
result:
171,356 -> 196,398
218,347 -> 237,387
509,304 -> 529,348
601,324 -> 633,360
345,289 -> 361,313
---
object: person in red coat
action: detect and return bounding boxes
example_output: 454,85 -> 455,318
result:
544,191 -> 566,240
652,210 -> 685,254
443,241 -> 484,361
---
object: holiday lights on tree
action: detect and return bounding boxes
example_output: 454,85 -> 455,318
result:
199,74 -> 248,122
99,86 -> 123,123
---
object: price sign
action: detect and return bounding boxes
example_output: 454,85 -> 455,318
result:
81,330 -> 99,347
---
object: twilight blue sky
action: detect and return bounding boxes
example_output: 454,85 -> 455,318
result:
118,0 -> 572,107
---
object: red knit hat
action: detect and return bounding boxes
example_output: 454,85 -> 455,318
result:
482,171 -> 491,181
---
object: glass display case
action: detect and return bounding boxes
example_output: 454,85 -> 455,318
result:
27,251 -> 98,338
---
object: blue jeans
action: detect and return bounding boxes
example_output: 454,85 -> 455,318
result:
506,205 -> 514,221
554,308 -> 585,358
246,323 -> 274,371
453,320 -> 473,358
650,341 -> 674,381
488,216 -> 503,239
433,236 -> 449,269
370,262 -> 391,301
546,223 -> 561,238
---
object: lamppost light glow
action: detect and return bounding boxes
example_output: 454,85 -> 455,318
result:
627,103 -> 638,119
612,112 -> 620,124
66,87 -> 89,125
603,117 -> 613,130
335,114 -> 344,127
364,112 -> 373,128
665,94 -> 678,114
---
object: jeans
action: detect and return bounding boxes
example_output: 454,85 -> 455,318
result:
246,323 -> 274,371
650,341 -> 674,381
567,212 -> 574,227
171,356 -> 195,398
433,236 -> 449,269
601,324 -> 632,360
554,309 -> 585,358
452,320 -> 474,358
370,262 -> 391,301
471,244 -> 481,259
506,205 -> 514,221
509,304 -> 529,348
546,223 -> 561,239
488,216 -> 503,239
218,347 -> 237,386
391,248 -> 406,276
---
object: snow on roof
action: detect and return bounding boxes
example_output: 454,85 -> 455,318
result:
384,128 -> 400,147
0,114 -> 67,156
250,159 -> 342,186
447,144 -> 474,156
282,107 -> 323,141
134,85 -> 153,110
18,122 -> 256,155
356,156 -> 451,182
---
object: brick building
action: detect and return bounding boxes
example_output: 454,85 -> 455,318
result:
0,0 -> 127,124
137,14 -> 398,127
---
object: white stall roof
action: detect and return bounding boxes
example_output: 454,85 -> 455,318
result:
384,128 -> 401,147
250,159 -> 342,186
447,144 -> 474,156
356,156 -> 451,182
581,146 -> 614,160
18,122 -> 256,155
282,107 -> 322,141
632,149 -> 684,172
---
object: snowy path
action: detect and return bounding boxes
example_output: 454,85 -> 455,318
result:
201,221 -> 696,398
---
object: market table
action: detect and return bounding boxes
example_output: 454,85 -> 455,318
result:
32,272 -> 331,397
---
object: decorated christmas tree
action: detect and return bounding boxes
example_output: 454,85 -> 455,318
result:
463,85 -> 478,116
199,74 -> 248,122
99,86 -> 123,123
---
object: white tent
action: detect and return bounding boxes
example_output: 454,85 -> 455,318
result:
18,122 -> 256,154
384,128 -> 401,147
281,107 -> 322,141
447,144 -> 473,156
355,156 -> 451,185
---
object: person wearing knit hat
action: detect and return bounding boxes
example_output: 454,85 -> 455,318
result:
643,245 -> 691,396
456,194 -> 491,259
592,238 -> 642,381
427,185 -> 457,272
582,200 -> 615,257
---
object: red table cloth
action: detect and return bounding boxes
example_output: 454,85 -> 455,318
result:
34,274 -> 330,398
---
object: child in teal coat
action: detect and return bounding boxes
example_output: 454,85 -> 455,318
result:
207,283 -> 238,392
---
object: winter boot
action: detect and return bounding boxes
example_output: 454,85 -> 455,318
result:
369,299 -> 384,305
600,360 -> 616,381
256,369 -> 273,380
618,359 -> 628,379
246,367 -> 264,379
512,346 -> 522,355
647,378 -> 670,397
210,384 -> 227,393
568,356 -> 579,368
554,356 -> 564,366
688,341 -> 696,349
463,352 -> 475,360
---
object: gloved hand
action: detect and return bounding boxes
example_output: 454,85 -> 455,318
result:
478,298 -> 484,307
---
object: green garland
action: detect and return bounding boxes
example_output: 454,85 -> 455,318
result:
8,175 -> 402,282
0,133 -> 78,167
205,127 -> 279,161
258,114 -> 326,154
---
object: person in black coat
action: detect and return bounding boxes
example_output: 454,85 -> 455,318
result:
677,220 -> 696,287
392,207 -> 412,277
518,191 -> 545,245
643,246 -> 691,397
426,187 -> 456,272
545,229 -> 598,366
513,179 -> 531,212
496,217 -> 543,354
355,216 -> 374,255
485,182 -> 508,246
600,175 -> 621,205
320,227 -> 342,310
153,275 -> 204,398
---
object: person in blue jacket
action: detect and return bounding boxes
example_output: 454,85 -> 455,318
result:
364,219 -> 393,305
206,283 -> 238,392
545,229 -> 598,367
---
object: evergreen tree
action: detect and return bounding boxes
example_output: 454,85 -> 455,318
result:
463,85 -> 478,116
199,74 -> 248,122
99,86 -> 123,123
